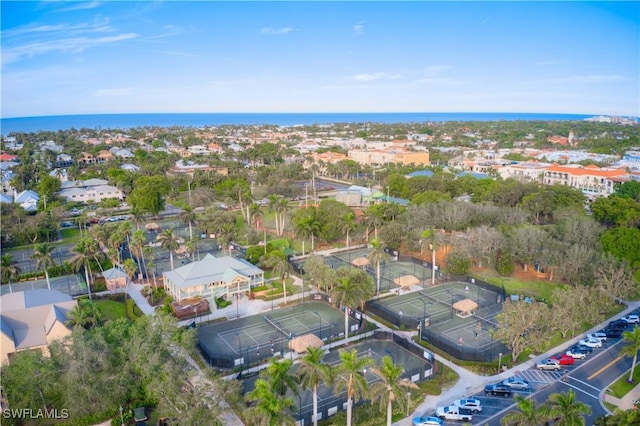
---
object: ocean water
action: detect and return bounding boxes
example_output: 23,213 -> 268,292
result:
0,112 -> 594,135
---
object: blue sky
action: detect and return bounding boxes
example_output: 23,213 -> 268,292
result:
2,1 -> 639,118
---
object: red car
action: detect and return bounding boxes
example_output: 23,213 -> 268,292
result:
552,354 -> 575,365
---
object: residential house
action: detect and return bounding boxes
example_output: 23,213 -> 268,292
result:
110,147 -> 135,159
121,163 -> 141,172
49,168 -> 69,182
59,178 -> 124,203
347,149 -> 430,166
55,153 -> 74,168
163,254 -> 265,303
14,189 -> 39,212
0,289 -> 77,365
497,162 -> 550,183
543,164 -> 627,199
0,193 -> 12,203
0,153 -> 18,162
207,143 -> 223,154
187,145 -> 210,156
96,150 -> 115,163
77,152 -> 96,165
101,267 -> 129,291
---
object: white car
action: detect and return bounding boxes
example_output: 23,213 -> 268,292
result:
579,337 -> 603,348
536,359 -> 561,371
453,398 -> 482,413
622,315 -> 640,324
565,349 -> 587,359
412,416 -> 444,426
587,332 -> 607,342
503,376 -> 531,391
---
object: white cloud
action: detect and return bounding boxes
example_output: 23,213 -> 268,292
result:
539,74 -> 624,84
3,33 -> 139,65
260,27 -> 296,35
353,21 -> 364,35
351,72 -> 401,82
96,88 -> 133,96
55,1 -> 102,13
158,50 -> 204,58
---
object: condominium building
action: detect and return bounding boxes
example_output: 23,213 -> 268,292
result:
543,164 -> 627,198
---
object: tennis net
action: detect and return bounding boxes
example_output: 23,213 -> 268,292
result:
263,315 -> 293,340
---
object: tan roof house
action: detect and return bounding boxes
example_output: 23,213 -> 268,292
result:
102,267 -> 129,291
0,289 -> 76,365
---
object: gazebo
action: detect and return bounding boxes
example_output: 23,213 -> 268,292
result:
144,222 -> 160,231
452,299 -> 478,318
393,275 -> 420,288
351,257 -> 370,268
288,334 -> 323,353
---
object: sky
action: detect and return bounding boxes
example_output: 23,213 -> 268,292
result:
1,1 -> 639,118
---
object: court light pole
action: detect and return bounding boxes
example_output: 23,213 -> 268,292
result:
498,352 -> 503,373
312,311 -> 322,340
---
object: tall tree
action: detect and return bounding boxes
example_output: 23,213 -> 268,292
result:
245,378 -> 296,426
32,242 -> 56,290
621,327 -> 640,382
157,229 -> 179,271
547,389 -> 592,425
261,358 -> 299,397
298,347 -> 333,426
180,205 -> 197,241
367,238 -> 390,295
340,211 -> 357,250
369,355 -> 418,426
1,253 -> 21,293
69,238 -> 101,300
331,276 -> 366,340
494,299 -> 550,362
501,394 -> 551,426
333,349 -> 373,426
260,250 -> 292,304
66,299 -> 103,329
130,229 -> 149,284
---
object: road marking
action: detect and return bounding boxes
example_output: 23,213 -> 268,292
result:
588,355 -> 623,380
567,377 -> 600,391
561,382 -> 600,400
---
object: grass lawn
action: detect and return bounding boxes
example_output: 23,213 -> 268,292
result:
95,300 -> 127,321
471,272 -> 562,301
607,363 -> 640,398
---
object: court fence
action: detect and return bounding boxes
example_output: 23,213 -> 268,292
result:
294,331 -> 434,426
366,278 -> 508,362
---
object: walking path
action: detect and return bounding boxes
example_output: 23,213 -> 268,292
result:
126,269 -> 640,425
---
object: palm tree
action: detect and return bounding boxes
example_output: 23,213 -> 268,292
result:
546,389 -> 591,425
249,202 -> 263,231
341,211 -> 357,250
501,394 -> 551,426
129,206 -> 147,231
157,229 -> 179,270
180,205 -> 197,240
261,250 -> 292,304
123,258 -> 137,283
32,242 -> 56,290
245,378 -> 296,426
292,212 -> 319,255
362,208 -> 383,241
621,327 -> 640,382
1,254 -> 21,293
367,238 -> 390,295
217,222 -> 237,255
331,276 -> 364,340
298,347 -> 333,426
261,358 -> 299,397
333,349 -> 373,426
69,238 -> 101,300
130,230 -> 149,283
65,299 -> 103,329
369,355 -> 418,426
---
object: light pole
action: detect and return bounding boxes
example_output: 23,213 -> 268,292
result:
445,289 -> 454,319
498,352 -> 503,373
119,405 -> 124,426
312,311 -> 322,340
406,392 -> 412,416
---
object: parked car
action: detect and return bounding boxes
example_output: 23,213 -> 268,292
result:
551,354 -> 575,365
565,348 -> 588,359
536,359 -> 562,371
484,384 -> 513,397
579,337 -> 603,348
622,315 -> 640,324
453,398 -> 482,413
604,328 -> 623,338
587,332 -> 607,342
609,319 -> 630,329
435,406 -> 473,422
572,344 -> 594,353
412,416 -> 444,426
503,376 -> 531,391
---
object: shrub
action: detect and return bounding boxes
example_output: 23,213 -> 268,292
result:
495,252 -> 514,276
126,299 -> 140,320
445,251 -> 471,275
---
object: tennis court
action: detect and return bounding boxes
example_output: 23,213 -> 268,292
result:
198,301 -> 358,368
241,338 -> 433,425
366,280 -> 507,361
